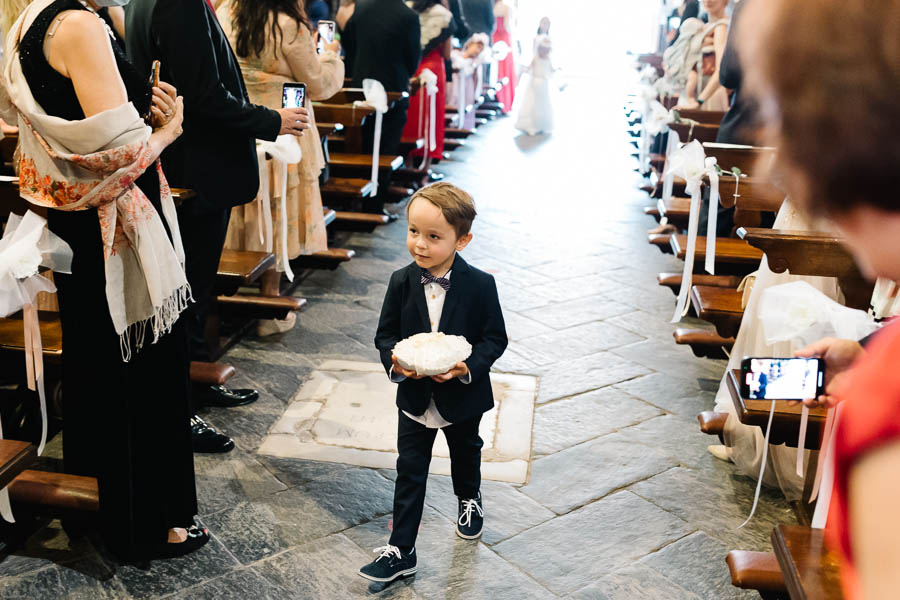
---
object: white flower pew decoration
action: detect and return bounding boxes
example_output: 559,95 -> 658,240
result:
256,134 -> 302,281
635,84 -> 660,172
415,68 -> 439,170
666,140 -> 722,322
735,282 -> 880,528
0,210 -> 73,522
358,79 -> 389,196
639,64 -> 659,85
491,40 -> 511,62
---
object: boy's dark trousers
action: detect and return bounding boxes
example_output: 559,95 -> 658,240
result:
389,410 -> 484,549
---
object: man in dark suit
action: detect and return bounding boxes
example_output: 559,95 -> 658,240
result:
342,0 -> 420,215
359,183 -> 507,583
125,0 -> 309,452
460,0 -> 495,40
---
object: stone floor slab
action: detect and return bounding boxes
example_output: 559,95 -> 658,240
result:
493,491 -> 693,596
520,295 -> 633,330
532,387 -> 661,456
521,434 -> 677,514
615,414 -> 714,471
640,531 -> 756,599
565,564 -> 701,600
612,372 -> 719,419
518,321 -> 644,363
194,449 -> 288,517
175,567 -> 285,600
536,352 -> 652,404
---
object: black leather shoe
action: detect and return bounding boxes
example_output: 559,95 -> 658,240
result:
155,523 -> 210,559
191,416 -> 234,453
198,385 -> 259,408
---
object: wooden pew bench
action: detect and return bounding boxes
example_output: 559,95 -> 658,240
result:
657,272 -> 743,295
771,524 -> 844,600
673,327 -> 734,359
726,550 -> 789,600
689,285 -> 744,338
670,234 -> 764,271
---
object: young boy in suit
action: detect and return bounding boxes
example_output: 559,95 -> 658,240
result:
359,182 -> 508,583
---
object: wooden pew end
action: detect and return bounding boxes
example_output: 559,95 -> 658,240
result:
189,362 -> 236,386
9,470 -> 100,515
697,411 -> 728,437
673,328 -> 734,359
217,295 -> 307,320
725,550 -> 788,599
648,233 -> 674,254
332,211 -> 390,233
293,248 -> 356,271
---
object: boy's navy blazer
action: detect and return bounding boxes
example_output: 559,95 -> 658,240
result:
375,254 -> 508,424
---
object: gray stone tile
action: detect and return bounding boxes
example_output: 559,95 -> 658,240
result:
114,532 -> 238,598
176,567 -> 286,600
420,475 -> 555,545
536,352 -> 652,404
473,256 -> 555,288
490,346 -> 543,374
506,341 -> 557,368
606,309 -> 681,341
221,352 -> 313,404
500,310 -> 554,342
203,468 -> 392,564
528,255 -> 625,280
640,531 -> 756,599
255,455 -> 357,488
193,449 -> 288,517
615,414 -> 713,471
610,339 -> 726,382
55,564 -> 129,600
612,372 -> 719,419
494,280 -> 553,313
629,467 -> 795,550
520,295 -> 633,330
343,507 -> 553,599
493,491 -> 693,596
521,434 -> 676,514
518,321 -> 643,363
565,564 -> 700,600
528,276 -> 624,304
532,387 -> 662,456
0,565 -> 61,599
254,533 -> 422,599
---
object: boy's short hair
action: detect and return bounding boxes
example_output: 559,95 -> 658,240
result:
407,182 -> 477,238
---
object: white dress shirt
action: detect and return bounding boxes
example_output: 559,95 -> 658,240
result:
391,269 -> 471,428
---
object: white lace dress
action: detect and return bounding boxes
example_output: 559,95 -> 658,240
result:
514,37 -> 554,135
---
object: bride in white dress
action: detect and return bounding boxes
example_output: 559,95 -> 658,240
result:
515,20 -> 555,136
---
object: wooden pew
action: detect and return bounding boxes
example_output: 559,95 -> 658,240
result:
673,328 -> 734,359
726,550 -> 789,600
771,525 -> 844,600
689,285 -> 744,338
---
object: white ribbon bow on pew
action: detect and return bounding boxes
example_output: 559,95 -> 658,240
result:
256,135 -> 302,281
752,281 -> 879,529
667,140 -> 721,323
416,68 -> 439,170
643,101 -> 682,215
450,52 -> 475,129
636,83 -> 660,172
359,79 -> 388,196
639,64 -> 659,85
0,210 -> 73,522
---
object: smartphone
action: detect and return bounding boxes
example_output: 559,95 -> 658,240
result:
282,82 -> 307,109
739,357 -> 825,401
317,20 -> 336,53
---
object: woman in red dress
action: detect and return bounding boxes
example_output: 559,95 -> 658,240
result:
403,0 -> 453,162
492,0 -> 517,113
741,0 -> 900,597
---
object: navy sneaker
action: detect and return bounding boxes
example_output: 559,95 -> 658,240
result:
456,491 -> 484,539
358,545 -> 417,583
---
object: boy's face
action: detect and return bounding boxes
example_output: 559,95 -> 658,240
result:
407,197 -> 472,275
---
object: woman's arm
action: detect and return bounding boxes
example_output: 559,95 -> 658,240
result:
48,11 -> 182,160
697,24 -> 727,103
849,440 -> 900,600
280,15 -> 345,101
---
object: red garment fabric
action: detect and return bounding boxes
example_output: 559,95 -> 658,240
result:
493,15 -> 517,113
403,47 -> 447,161
205,0 -> 217,14
830,320 -> 900,600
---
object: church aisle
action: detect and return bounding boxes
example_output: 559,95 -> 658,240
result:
0,22 -> 793,600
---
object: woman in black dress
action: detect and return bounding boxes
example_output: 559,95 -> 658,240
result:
13,0 -> 204,560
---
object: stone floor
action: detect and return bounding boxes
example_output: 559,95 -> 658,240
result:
0,21 -> 797,600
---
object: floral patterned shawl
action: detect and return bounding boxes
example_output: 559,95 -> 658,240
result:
1,0 -> 190,360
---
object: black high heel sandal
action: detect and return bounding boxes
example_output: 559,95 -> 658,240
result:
155,523 -> 210,559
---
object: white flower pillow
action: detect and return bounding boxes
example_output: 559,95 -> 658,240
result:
393,332 -> 472,376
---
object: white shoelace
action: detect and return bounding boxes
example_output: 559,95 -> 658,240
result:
373,545 -> 403,562
458,498 -> 484,527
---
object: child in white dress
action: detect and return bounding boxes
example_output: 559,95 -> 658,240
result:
515,18 -> 555,136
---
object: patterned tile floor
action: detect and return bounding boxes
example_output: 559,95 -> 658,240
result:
0,25 -> 796,600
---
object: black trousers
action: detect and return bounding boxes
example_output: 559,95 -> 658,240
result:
361,97 -> 410,212
389,409 -> 483,549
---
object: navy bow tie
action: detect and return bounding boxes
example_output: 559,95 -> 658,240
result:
421,269 -> 451,291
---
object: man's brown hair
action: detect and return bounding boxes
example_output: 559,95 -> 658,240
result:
407,182 -> 477,238
739,0 -> 900,215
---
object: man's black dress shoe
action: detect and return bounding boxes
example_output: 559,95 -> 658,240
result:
191,416 -> 234,453
198,384 -> 259,408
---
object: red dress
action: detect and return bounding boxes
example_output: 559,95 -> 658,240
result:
830,320 -> 900,600
494,14 -> 517,113
403,47 -> 447,161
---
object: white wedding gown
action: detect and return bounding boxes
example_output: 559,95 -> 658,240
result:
514,50 -> 554,136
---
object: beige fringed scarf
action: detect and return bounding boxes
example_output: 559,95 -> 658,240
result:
2,0 -> 191,361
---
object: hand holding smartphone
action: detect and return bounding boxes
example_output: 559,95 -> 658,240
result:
317,20 -> 336,53
739,357 -> 826,401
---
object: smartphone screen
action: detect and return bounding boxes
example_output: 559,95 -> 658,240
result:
740,357 -> 825,400
282,83 -> 307,109
317,20 -> 335,53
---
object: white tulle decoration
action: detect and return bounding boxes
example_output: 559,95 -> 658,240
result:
393,332 -> 472,376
